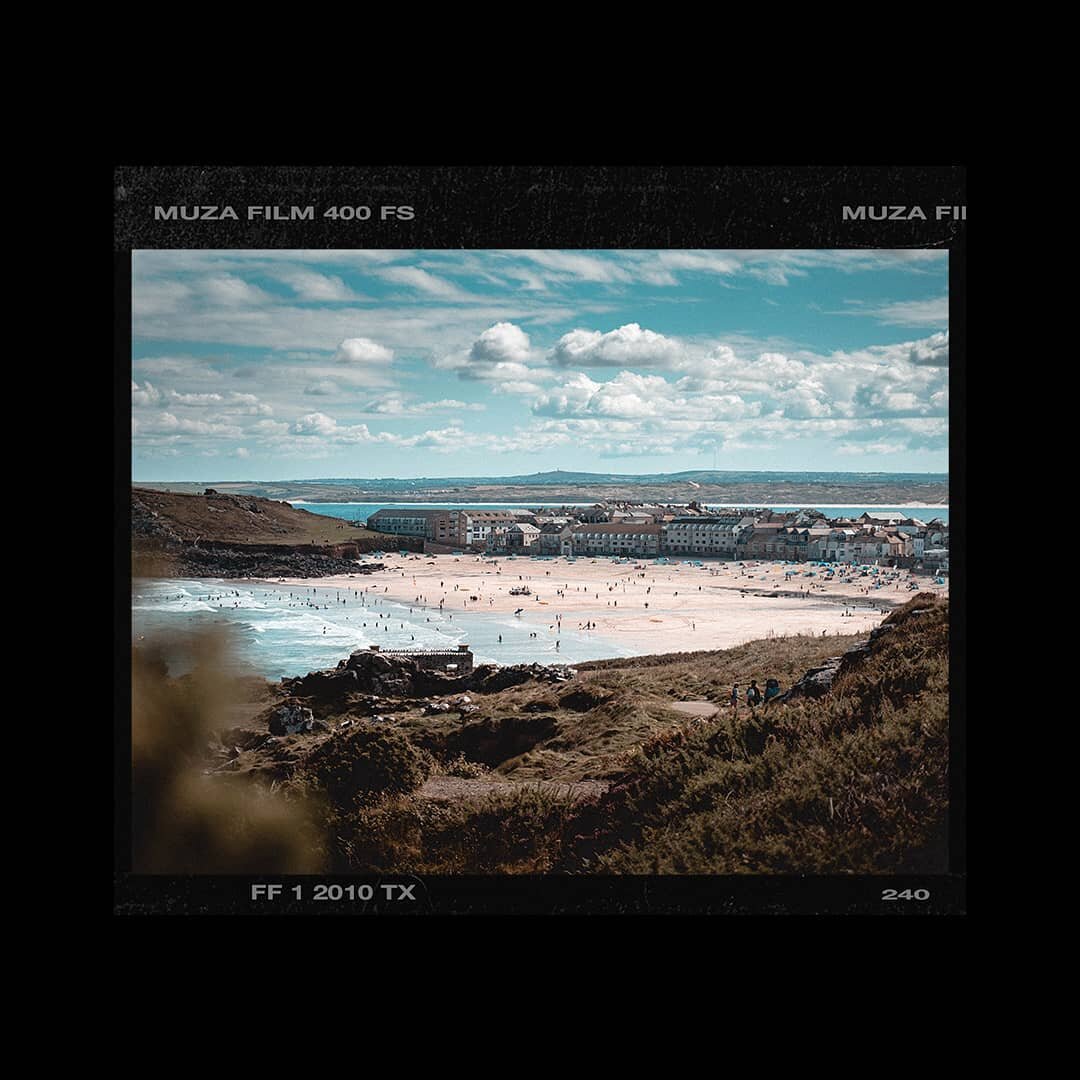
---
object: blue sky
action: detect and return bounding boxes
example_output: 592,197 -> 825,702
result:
131,249 -> 949,480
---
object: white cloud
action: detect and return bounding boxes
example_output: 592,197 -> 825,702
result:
168,391 -> 224,405
513,250 -> 635,284
471,322 -> 531,365
132,280 -> 193,317
364,396 -> 483,415
331,337 -> 393,364
222,392 -> 274,416
136,412 -> 242,437
377,266 -> 472,300
132,381 -> 274,414
907,330 -> 949,366
875,297 -> 949,326
133,356 -> 225,379
439,322 -> 547,385
551,323 -> 684,369
274,269 -> 365,302
132,380 -> 163,407
199,275 -> 274,307
830,296 -> 948,328
290,412 -> 338,436
534,370 -> 760,423
496,380 -> 545,396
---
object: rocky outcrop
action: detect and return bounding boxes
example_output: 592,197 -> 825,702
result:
469,663 -> 576,692
171,545 -> 383,579
773,622 -> 899,704
269,702 -> 315,735
282,651 -> 577,706
775,657 -> 845,702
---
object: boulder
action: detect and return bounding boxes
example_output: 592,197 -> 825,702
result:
775,657 -> 844,703
268,702 -> 316,735
281,668 -> 359,699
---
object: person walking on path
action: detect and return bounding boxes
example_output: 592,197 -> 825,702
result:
730,684 -> 739,712
747,681 -> 762,709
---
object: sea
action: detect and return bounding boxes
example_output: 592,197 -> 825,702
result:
131,500 -> 949,680
131,574 -> 639,681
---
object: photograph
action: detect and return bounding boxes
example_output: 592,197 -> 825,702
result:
117,166 -> 964,914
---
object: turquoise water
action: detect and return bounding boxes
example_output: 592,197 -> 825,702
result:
131,576 -> 637,681
295,501 -> 950,525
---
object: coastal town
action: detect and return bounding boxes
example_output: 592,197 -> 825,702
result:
363,503 -> 950,573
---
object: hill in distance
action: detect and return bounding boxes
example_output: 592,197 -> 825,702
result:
134,470 -> 949,505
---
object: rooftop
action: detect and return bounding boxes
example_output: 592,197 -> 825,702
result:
572,523 -> 662,535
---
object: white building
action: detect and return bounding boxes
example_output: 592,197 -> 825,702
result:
572,523 -> 661,556
662,516 -> 752,556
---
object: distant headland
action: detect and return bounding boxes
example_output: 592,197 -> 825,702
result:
132,470 -> 949,507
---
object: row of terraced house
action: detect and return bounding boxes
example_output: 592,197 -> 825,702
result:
365,504 -> 950,569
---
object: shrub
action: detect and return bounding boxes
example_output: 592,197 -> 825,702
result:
571,598 -> 950,874
304,724 -> 432,809
440,752 -> 491,779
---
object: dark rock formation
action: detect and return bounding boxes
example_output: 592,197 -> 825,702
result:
170,545 -> 383,580
775,657 -> 845,702
268,702 -> 315,735
774,621 -> 900,704
283,651 -> 578,707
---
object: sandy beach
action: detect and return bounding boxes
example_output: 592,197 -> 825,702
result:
274,554 -> 948,655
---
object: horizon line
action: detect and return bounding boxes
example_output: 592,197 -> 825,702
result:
132,468 -> 949,484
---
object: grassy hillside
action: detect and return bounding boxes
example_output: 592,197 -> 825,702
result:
131,487 -> 380,546
319,596 -> 949,874
132,594 -> 949,874
577,595 -> 949,873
